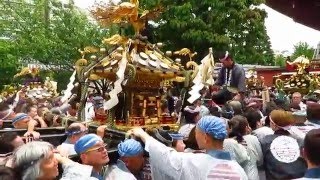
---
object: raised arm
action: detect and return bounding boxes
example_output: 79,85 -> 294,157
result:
131,128 -> 185,178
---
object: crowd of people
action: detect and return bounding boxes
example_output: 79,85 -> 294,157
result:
0,52 -> 320,180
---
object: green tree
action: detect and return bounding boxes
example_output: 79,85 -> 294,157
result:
138,0 -> 274,65
0,0 -> 110,89
291,42 -> 315,60
274,54 -> 286,67
0,0 -> 107,68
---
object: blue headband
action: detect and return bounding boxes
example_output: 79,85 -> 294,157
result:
118,139 -> 143,157
12,113 -> 28,125
74,134 -> 102,154
65,128 -> 88,136
169,133 -> 185,140
197,116 -> 227,140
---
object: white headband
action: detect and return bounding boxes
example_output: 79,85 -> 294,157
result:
270,116 -> 291,131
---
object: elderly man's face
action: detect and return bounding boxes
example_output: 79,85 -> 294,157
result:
82,141 -> 109,166
292,94 -> 302,105
39,150 -> 59,179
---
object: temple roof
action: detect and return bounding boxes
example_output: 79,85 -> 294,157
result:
266,0 -> 320,31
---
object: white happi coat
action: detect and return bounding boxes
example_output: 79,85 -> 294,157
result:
145,137 -> 248,180
104,160 -> 137,180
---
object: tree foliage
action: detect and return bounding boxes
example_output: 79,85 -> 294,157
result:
0,0 -> 107,68
291,42 -> 315,60
138,0 -> 274,65
274,54 -> 286,67
0,0 -> 109,89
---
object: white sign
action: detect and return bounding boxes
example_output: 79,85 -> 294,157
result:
270,136 -> 300,163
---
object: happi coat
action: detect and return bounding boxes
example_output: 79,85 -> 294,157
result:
145,137 -> 248,180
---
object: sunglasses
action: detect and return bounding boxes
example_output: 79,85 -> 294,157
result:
85,143 -> 107,153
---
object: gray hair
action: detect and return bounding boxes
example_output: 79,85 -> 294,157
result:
228,101 -> 243,115
13,141 -> 53,180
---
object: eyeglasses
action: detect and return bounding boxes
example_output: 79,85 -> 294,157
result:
85,143 -> 107,153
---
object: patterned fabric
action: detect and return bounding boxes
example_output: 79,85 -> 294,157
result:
145,137 -> 248,180
260,134 -> 307,179
118,139 -> 143,157
141,157 -> 152,180
207,163 -> 241,180
242,135 -> 263,180
197,116 -> 227,140
74,134 -> 102,154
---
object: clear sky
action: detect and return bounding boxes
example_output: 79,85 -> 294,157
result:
73,0 -> 320,54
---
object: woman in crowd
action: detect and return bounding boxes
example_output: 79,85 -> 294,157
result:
13,141 -> 98,180
244,109 -> 273,142
228,115 -> 263,180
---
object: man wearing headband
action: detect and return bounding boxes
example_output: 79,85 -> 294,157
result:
104,139 -> 145,179
130,116 -> 247,180
260,110 -> 307,179
74,134 -> 109,180
213,51 -> 246,104
10,113 -> 40,139
12,113 -> 31,129
57,122 -> 87,156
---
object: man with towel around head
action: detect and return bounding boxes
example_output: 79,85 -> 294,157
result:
57,122 -> 88,156
130,116 -> 248,180
212,51 -> 246,104
104,139 -> 145,180
74,134 -> 109,180
11,113 -> 40,139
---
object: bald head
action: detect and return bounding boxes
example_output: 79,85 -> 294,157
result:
66,122 -> 87,144
69,122 -> 85,129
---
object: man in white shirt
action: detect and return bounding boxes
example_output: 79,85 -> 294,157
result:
292,92 -> 307,111
104,139 -> 145,180
130,116 -> 248,180
57,122 -> 88,156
